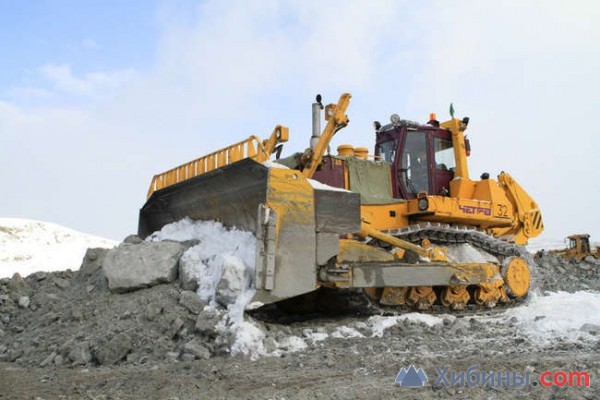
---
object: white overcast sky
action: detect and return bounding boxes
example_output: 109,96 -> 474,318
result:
1,1 -> 599,242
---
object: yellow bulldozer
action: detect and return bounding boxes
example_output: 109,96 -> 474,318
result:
542,234 -> 600,261
138,93 -> 543,311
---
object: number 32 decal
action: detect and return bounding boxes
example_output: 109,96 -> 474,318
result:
497,204 -> 508,217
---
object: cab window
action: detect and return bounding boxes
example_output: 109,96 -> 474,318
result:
433,138 -> 456,171
376,140 -> 398,163
401,132 -> 429,194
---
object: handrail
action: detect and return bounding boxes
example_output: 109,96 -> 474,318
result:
146,125 -> 288,199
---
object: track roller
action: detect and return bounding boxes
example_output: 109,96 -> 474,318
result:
441,285 -> 470,310
406,286 -> 436,310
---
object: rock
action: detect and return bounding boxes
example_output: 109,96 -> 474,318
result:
82,248 -> 109,269
8,273 -> 28,301
53,355 -> 64,365
33,272 -> 48,282
179,291 -> 205,315
52,277 -> 70,289
179,263 -> 199,292
534,315 -> 546,322
122,234 -> 144,245
103,242 -> 184,293
39,352 -> 57,367
182,339 -> 211,360
94,333 -> 133,365
70,308 -> 83,322
168,317 -> 185,339
194,313 -> 219,337
145,303 -> 163,321
68,342 -> 92,365
180,353 -> 196,362
42,312 -> 60,326
264,337 -> 277,353
165,351 -> 180,362
18,296 -> 30,308
580,323 -> 600,335
442,317 -> 453,326
9,349 -> 23,362
216,257 -> 250,306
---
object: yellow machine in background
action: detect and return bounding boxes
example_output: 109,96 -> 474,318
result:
139,93 -> 543,311
542,234 -> 600,261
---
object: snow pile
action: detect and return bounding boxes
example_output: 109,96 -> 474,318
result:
262,160 -> 289,169
308,179 -> 350,192
0,218 -> 117,278
147,218 -> 267,359
505,290 -> 600,344
331,326 -> 364,339
368,313 -> 453,338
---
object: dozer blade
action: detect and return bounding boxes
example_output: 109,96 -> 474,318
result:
139,158 -> 363,306
138,158 -> 269,238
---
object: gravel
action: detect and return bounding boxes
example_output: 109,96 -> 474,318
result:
0,243 -> 598,399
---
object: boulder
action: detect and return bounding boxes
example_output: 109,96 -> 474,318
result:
68,342 -> 93,365
179,291 -> 205,315
182,339 -> 211,360
194,313 -> 219,338
103,242 -> 184,293
94,333 -> 133,365
17,296 -> 30,309
122,234 -> 144,245
216,256 -> 250,306
179,262 -> 199,292
8,273 -> 28,301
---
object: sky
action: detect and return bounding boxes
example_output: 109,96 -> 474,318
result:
1,0 -> 599,242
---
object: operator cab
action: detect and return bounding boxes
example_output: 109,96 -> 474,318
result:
375,120 -> 456,200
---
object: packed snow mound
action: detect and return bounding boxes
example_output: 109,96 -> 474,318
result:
147,218 -> 264,359
0,218 -> 117,278
504,290 -> 600,344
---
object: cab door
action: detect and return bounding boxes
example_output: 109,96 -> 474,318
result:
429,130 -> 455,196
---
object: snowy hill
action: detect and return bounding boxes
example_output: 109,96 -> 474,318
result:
526,236 -> 566,253
0,218 -> 117,278
526,235 -> 600,253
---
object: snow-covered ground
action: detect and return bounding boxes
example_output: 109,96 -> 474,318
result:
0,218 -> 117,278
505,290 -> 600,344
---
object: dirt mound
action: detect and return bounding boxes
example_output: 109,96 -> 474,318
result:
1,237 -> 598,369
0,246 -> 227,367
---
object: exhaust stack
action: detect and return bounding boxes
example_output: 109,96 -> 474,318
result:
310,94 -> 324,150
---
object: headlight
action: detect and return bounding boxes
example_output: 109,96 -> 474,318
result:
418,198 -> 429,211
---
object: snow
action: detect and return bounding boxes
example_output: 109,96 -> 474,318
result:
368,313 -> 452,338
0,218 -> 117,278
504,290 -> 600,344
262,160 -> 289,169
331,326 -> 364,339
308,178 -> 350,192
302,329 -> 329,344
147,218 -> 264,358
